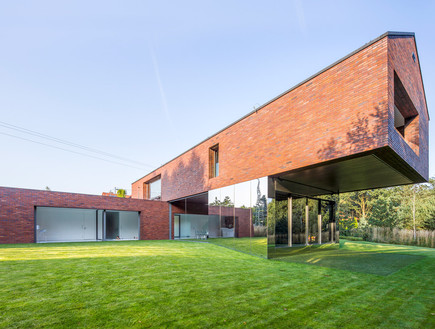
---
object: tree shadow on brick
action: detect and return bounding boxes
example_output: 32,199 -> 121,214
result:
163,151 -> 210,200
317,102 -> 386,161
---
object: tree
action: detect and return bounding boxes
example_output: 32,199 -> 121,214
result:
338,191 -> 372,227
253,195 -> 267,226
209,196 -> 234,207
367,188 -> 401,228
117,189 -> 127,198
415,178 -> 435,230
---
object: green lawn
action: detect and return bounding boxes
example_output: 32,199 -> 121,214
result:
205,237 -> 267,258
0,240 -> 434,328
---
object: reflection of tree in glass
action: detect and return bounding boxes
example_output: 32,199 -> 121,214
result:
267,200 -> 288,237
253,179 -> 267,226
292,198 -> 306,244
209,196 -> 233,207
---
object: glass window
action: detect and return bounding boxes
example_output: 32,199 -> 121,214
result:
148,177 -> 161,200
393,71 -> 419,154
209,144 -> 219,178
394,104 -> 405,137
35,207 -> 139,242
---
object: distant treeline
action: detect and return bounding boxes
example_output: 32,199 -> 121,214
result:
336,178 -> 435,247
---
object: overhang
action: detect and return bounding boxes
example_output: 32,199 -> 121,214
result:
272,146 -> 426,197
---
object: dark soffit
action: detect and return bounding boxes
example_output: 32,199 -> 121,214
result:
273,150 -> 419,197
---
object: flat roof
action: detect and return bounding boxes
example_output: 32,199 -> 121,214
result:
133,31 -> 418,184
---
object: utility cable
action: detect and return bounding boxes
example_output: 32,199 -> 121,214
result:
0,120 -> 155,168
0,131 -> 145,170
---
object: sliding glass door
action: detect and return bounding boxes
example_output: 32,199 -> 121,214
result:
36,207 -> 140,243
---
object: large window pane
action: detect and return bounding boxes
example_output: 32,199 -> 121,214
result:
36,207 -> 97,243
149,179 -> 161,199
36,207 -> 139,243
292,198 -> 306,245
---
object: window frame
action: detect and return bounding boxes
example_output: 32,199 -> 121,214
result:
145,175 -> 161,200
393,71 -> 419,154
209,144 -> 219,178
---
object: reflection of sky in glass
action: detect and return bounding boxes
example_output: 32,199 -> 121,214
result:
220,185 -> 234,206
149,179 -> 161,198
208,177 -> 268,207
208,188 -> 220,205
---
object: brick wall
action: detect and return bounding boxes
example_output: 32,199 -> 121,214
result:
0,186 -> 169,244
132,33 -> 428,201
133,35 -> 389,201
387,36 -> 429,180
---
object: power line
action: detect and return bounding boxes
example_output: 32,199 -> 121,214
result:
0,120 -> 155,168
0,131 -> 145,170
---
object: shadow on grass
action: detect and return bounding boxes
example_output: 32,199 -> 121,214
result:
273,244 -> 425,276
191,237 -> 268,259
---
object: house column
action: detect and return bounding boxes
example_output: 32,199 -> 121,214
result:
318,200 -> 322,245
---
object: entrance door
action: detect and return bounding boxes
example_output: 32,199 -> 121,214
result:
174,215 -> 180,239
106,211 -> 120,239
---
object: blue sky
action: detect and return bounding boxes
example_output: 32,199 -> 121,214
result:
0,0 -> 434,195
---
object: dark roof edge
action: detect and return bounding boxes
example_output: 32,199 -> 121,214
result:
132,31 -> 415,184
412,35 -> 430,121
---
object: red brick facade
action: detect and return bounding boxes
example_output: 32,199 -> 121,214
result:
0,186 -> 169,244
132,33 -> 428,201
387,35 -> 429,178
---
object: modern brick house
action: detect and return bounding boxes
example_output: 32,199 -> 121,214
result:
131,31 -> 429,258
0,32 -> 429,259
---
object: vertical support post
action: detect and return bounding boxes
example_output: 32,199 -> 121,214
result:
169,204 -> 172,240
137,211 -> 141,240
34,206 -> 38,243
103,210 -> 106,241
96,210 -> 98,241
318,200 -> 322,245
305,199 -> 309,246
288,195 -> 292,247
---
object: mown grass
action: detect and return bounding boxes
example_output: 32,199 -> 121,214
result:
0,240 -> 434,328
273,242 -> 424,275
206,237 -> 267,258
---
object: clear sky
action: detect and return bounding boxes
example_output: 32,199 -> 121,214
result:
0,0 -> 434,195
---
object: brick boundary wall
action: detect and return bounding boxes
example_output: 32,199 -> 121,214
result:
0,186 -> 169,244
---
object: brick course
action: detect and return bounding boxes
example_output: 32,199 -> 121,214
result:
133,33 -> 428,202
387,36 -> 429,179
0,186 -> 169,244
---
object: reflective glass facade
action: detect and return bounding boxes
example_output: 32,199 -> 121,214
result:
171,177 -> 268,258
170,177 -> 339,258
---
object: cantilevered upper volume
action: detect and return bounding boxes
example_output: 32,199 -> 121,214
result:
132,32 -> 429,201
